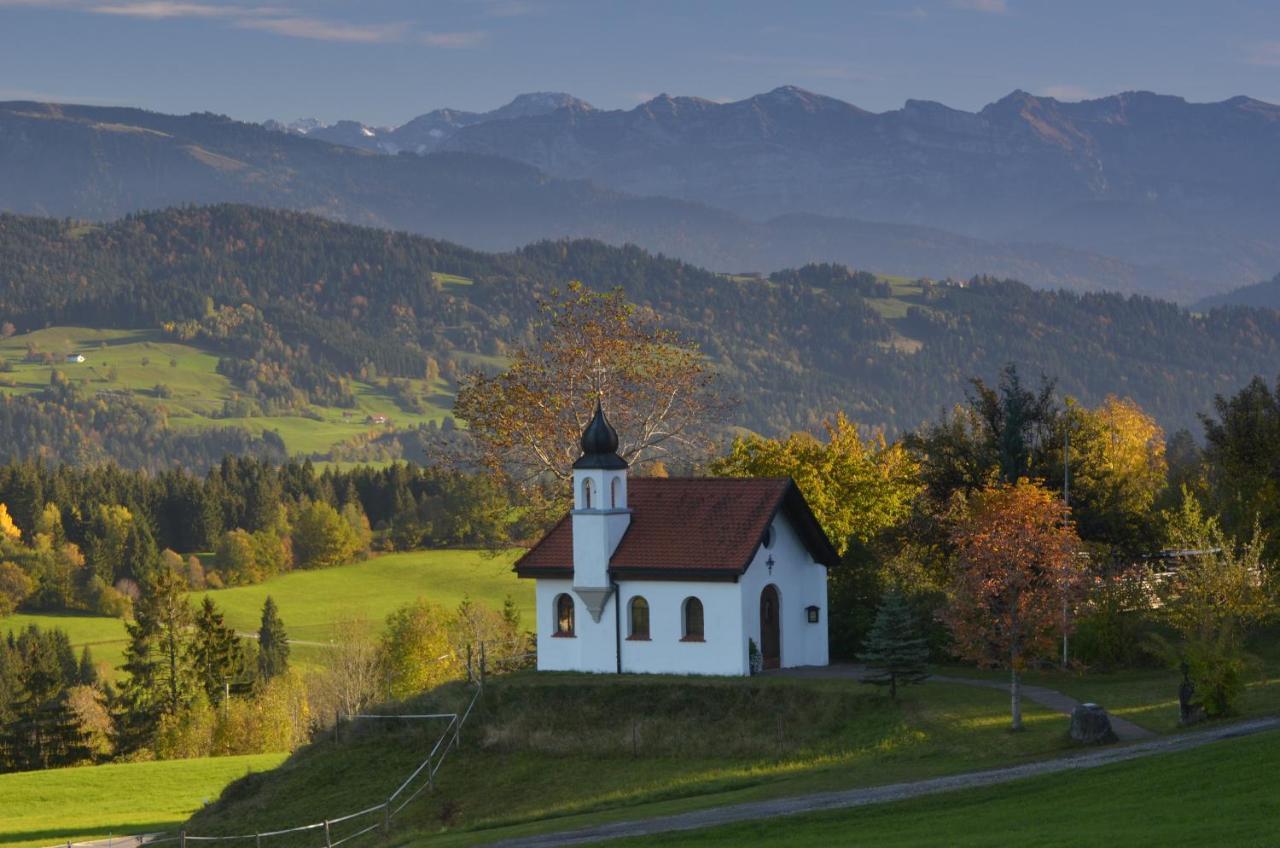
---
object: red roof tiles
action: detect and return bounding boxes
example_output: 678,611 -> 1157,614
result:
514,477 -> 839,580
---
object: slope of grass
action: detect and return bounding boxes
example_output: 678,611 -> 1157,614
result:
0,326 -> 454,457
616,727 -> 1280,847
0,549 -> 529,679
0,752 -> 287,848
186,673 -> 1075,846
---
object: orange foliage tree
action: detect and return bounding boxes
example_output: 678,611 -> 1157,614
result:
943,479 -> 1086,730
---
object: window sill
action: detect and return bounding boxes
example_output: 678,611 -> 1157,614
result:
551,632 -> 575,638
680,636 -> 705,643
626,635 -> 651,642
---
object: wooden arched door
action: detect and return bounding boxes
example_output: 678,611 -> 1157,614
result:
760,584 -> 781,670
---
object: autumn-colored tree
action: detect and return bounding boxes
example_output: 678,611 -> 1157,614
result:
944,479 -> 1085,730
0,503 -> 23,545
1057,395 -> 1167,552
379,599 -> 462,699
711,413 -> 920,555
454,283 -> 723,486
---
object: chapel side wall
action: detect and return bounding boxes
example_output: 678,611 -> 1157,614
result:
616,580 -> 746,676
738,513 -> 829,669
534,578 -> 618,673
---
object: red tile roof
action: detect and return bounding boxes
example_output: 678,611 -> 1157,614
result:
514,477 -> 839,580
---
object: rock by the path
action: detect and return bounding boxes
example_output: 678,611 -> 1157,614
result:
1070,703 -> 1119,745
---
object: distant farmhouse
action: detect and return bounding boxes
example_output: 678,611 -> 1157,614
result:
65,353 -> 86,363
515,404 -> 836,676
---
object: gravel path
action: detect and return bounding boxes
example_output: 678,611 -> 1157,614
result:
483,716 -> 1280,848
783,664 -> 1156,741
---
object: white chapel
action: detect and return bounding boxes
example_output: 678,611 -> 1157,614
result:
515,403 -> 836,676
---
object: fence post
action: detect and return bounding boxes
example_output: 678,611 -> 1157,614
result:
324,819 -> 332,848
180,831 -> 187,848
255,833 -> 262,848
452,713 -> 461,750
384,800 -> 392,833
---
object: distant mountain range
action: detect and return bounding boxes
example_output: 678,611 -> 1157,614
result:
266,92 -> 592,155
1195,272 -> 1280,311
268,86 -> 1280,298
3,86 -> 1279,302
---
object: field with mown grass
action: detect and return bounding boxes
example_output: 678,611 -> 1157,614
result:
0,752 -> 287,848
0,549 -> 529,679
0,326 -> 455,458
185,673 -> 1077,846
614,727 -> 1280,847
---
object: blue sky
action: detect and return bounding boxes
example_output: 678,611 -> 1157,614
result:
1,0 -> 1277,125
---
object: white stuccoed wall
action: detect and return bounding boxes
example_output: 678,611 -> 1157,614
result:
533,512 -> 829,676
738,513 -> 830,670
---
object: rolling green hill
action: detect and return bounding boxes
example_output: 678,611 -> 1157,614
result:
0,752 -> 287,848
4,203 -> 1280,468
0,549 -> 530,680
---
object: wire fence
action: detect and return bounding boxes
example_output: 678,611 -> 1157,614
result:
54,645 -> 494,848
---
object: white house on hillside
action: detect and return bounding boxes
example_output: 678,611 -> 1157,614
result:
515,404 -> 836,676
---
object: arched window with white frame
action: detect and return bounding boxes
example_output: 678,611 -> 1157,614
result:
554,593 -> 575,637
610,477 -> 621,509
582,477 -> 594,510
628,596 -> 650,640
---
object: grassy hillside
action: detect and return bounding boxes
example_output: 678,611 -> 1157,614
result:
0,326 -> 453,459
0,549 -> 530,679
5,205 -> 1280,456
0,752 -> 287,848
622,728 -> 1280,847
184,674 -> 1074,846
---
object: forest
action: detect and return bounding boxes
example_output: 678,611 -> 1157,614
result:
2,205 -> 1280,470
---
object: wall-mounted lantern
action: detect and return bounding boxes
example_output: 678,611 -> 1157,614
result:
806,605 -> 820,624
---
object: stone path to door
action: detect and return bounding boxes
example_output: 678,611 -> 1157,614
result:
782,664 -> 1156,741
483,715 -> 1280,848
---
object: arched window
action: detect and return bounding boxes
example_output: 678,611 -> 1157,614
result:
582,477 -> 594,510
628,596 -> 650,640
554,593 -> 575,637
682,597 -> 705,642
610,477 -> 621,509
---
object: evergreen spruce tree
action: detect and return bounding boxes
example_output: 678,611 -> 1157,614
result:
116,568 -> 194,752
257,596 -> 290,681
76,646 -> 97,687
189,596 -> 242,703
858,592 -> 930,700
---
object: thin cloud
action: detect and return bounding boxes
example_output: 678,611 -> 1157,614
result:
420,30 -> 487,48
949,0 -> 1007,12
1247,42 -> 1280,67
89,2 -> 265,18
237,16 -> 410,43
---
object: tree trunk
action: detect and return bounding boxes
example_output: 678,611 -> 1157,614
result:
1010,666 -> 1023,731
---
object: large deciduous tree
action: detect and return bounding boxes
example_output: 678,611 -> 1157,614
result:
943,479 -> 1085,730
454,283 -> 723,485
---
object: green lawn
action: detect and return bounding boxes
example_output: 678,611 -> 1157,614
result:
0,753 -> 287,848
0,549 -> 530,679
187,674 -> 1077,847
0,326 -> 455,457
613,727 -> 1280,847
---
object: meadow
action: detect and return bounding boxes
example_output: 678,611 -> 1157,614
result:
186,673 -> 1077,847
614,727 -> 1280,847
0,326 -> 454,458
0,549 -> 530,678
0,752 -> 287,848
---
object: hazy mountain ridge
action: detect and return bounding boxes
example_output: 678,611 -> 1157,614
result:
0,99 -> 1199,297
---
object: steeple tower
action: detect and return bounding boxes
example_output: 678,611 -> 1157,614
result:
571,401 -> 630,622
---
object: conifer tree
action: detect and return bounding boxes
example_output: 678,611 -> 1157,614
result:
858,592 -> 930,700
76,646 -> 97,687
116,568 -> 194,752
257,596 -> 290,681
189,596 -> 242,703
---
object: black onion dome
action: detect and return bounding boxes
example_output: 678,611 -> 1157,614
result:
573,401 -> 628,470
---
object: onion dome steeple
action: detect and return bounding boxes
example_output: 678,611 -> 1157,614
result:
573,401 -> 628,470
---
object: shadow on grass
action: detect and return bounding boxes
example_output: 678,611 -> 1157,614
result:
2,820 -> 177,847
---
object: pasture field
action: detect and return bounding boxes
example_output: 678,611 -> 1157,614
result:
187,674 -> 1076,846
0,549 -> 529,678
0,752 -> 287,848
617,727 -> 1280,847
0,326 -> 454,458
